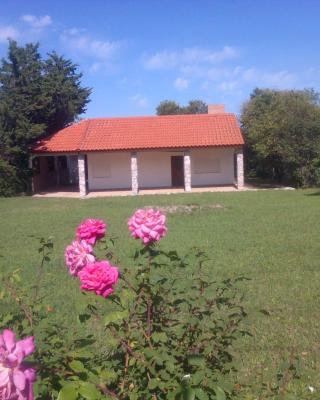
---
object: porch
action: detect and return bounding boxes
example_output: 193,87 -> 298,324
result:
30,147 -> 244,197
32,184 -> 244,198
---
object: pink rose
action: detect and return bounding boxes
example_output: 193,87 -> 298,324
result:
78,261 -> 119,298
76,218 -> 106,245
128,208 -> 167,245
0,329 -> 36,400
65,240 -> 96,276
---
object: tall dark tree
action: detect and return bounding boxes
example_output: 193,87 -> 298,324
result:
156,99 -> 208,115
43,52 -> 91,134
0,40 -> 91,195
241,88 -> 320,186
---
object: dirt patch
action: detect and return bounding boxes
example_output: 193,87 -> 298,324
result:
145,204 -> 225,214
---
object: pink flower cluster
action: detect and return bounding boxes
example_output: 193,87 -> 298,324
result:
65,218 -> 106,277
0,329 -> 36,400
79,261 -> 119,298
65,240 -> 95,276
65,218 -> 119,299
76,218 -> 106,245
128,208 -> 167,245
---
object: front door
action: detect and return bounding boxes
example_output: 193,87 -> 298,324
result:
171,156 -> 184,187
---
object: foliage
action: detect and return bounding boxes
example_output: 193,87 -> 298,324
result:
241,88 -> 320,187
156,100 -> 208,115
91,245 -> 248,399
0,40 -> 91,195
156,100 -> 182,115
0,157 -> 23,196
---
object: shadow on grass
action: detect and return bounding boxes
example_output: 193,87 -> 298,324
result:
304,191 -> 320,196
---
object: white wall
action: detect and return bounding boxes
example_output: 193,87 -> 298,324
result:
138,151 -> 183,188
87,148 -> 236,191
191,148 -> 235,186
87,152 -> 131,190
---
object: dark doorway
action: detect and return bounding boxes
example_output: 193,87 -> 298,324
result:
58,156 -> 70,185
171,156 -> 184,187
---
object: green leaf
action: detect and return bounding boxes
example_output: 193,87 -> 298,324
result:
58,386 -> 78,400
152,332 -> 167,343
215,386 -> 226,400
195,388 -> 209,400
192,371 -> 205,386
187,355 -> 205,367
69,360 -> 85,373
78,382 -> 101,399
182,387 -> 196,400
148,379 -> 160,390
104,310 -> 128,326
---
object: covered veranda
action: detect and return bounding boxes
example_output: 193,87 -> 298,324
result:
30,148 -> 245,198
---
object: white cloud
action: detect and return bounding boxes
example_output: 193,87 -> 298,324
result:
218,80 -> 238,91
143,45 -> 238,70
130,93 -> 148,108
61,30 -> 121,61
174,77 -> 189,90
241,67 -> 296,87
201,66 -> 296,92
21,15 -> 52,29
0,25 -> 19,42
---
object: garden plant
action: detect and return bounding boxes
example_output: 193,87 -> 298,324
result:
0,207 -> 311,399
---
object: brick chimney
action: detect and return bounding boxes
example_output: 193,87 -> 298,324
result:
207,104 -> 225,114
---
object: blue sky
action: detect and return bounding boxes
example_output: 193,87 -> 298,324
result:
0,0 -> 319,117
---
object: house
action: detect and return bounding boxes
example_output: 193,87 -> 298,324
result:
30,104 -> 244,197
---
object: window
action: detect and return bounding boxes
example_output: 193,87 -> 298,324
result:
92,156 -> 111,178
194,158 -> 221,174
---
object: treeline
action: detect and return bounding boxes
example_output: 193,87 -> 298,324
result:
157,90 -> 320,187
241,88 -> 320,187
0,40 -> 91,196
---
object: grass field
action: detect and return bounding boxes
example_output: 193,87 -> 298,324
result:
0,189 -> 319,395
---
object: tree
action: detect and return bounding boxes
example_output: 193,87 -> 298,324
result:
43,52 -> 91,134
184,100 -> 208,114
241,88 -> 320,186
0,40 -> 91,194
156,100 -> 182,115
156,99 -> 208,115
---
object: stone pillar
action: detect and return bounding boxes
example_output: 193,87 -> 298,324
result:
78,154 -> 87,197
131,152 -> 138,195
236,150 -> 244,189
28,156 -> 34,193
184,151 -> 192,192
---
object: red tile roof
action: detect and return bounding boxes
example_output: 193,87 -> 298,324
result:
31,113 -> 244,153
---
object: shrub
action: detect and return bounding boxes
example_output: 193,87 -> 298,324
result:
0,157 -> 24,197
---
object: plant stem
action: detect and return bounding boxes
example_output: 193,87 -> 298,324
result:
146,246 -> 153,339
4,280 -> 33,328
33,242 -> 51,302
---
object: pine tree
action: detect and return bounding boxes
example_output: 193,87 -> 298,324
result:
0,40 -> 91,194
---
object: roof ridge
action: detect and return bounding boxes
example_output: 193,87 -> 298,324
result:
82,113 -> 236,121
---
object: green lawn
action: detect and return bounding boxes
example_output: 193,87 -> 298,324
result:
0,189 -> 319,395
